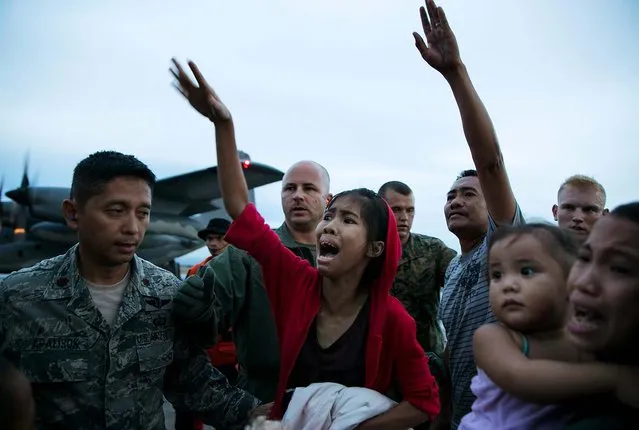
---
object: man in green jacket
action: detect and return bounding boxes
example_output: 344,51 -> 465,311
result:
176,160 -> 331,403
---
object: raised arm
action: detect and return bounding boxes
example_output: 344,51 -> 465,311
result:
473,323 -> 620,403
170,59 -> 317,330
170,58 -> 248,219
413,0 -> 516,225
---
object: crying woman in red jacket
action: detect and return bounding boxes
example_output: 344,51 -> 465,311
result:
171,58 -> 440,429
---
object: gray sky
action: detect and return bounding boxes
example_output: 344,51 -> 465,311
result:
1,0 -> 638,263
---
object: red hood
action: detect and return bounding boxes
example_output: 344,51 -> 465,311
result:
371,203 -> 401,294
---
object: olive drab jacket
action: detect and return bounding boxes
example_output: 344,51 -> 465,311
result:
203,222 -> 316,403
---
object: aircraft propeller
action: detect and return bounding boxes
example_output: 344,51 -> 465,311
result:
0,176 -> 4,231
6,154 -> 31,205
3,154 -> 36,238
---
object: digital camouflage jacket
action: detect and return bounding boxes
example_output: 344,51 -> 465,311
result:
0,245 -> 259,430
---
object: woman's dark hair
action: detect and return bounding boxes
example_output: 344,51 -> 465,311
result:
488,223 -> 579,276
611,202 -> 639,225
326,188 -> 389,287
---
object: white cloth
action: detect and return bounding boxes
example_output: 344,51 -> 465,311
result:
282,382 -> 407,430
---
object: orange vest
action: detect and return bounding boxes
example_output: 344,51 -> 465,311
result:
186,256 -> 213,277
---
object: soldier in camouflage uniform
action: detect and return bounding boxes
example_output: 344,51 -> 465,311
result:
379,181 -> 456,386
0,151 -> 259,430
379,181 -> 456,430
175,160 -> 331,405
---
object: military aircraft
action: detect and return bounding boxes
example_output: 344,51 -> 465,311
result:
0,151 -> 283,275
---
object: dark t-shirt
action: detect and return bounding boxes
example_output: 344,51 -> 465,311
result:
287,298 -> 369,389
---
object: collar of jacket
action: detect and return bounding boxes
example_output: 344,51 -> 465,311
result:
274,222 -> 312,249
42,244 -> 159,333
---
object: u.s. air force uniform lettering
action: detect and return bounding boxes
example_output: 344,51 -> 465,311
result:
0,244 -> 259,430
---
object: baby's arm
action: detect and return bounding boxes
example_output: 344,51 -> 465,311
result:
473,323 -> 619,403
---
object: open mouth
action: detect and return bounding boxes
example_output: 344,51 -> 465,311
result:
569,305 -> 604,334
318,239 -> 340,264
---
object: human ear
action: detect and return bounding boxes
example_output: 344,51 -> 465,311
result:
366,241 -> 385,258
551,204 -> 558,221
62,199 -> 79,230
325,193 -> 333,205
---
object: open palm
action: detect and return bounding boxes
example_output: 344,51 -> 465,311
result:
170,58 -> 232,124
412,0 -> 462,74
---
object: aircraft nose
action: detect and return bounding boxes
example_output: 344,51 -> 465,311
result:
5,187 -> 30,206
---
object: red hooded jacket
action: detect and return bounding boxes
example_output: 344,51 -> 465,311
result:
225,203 -> 440,420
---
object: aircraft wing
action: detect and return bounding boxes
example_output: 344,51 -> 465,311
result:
153,161 -> 284,216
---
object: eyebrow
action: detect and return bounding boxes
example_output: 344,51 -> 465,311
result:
561,203 -> 602,210
448,186 -> 478,194
339,209 -> 360,218
325,207 -> 360,218
105,200 -> 151,209
513,258 -> 539,265
489,258 -> 539,267
604,248 -> 639,261
581,243 -> 638,259
283,182 -> 318,188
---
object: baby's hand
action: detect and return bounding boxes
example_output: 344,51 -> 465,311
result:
615,366 -> 639,408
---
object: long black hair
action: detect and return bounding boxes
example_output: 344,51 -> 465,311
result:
326,188 -> 389,288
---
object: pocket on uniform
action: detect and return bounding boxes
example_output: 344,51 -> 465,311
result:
19,350 -> 92,382
135,333 -> 174,430
136,329 -> 174,372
